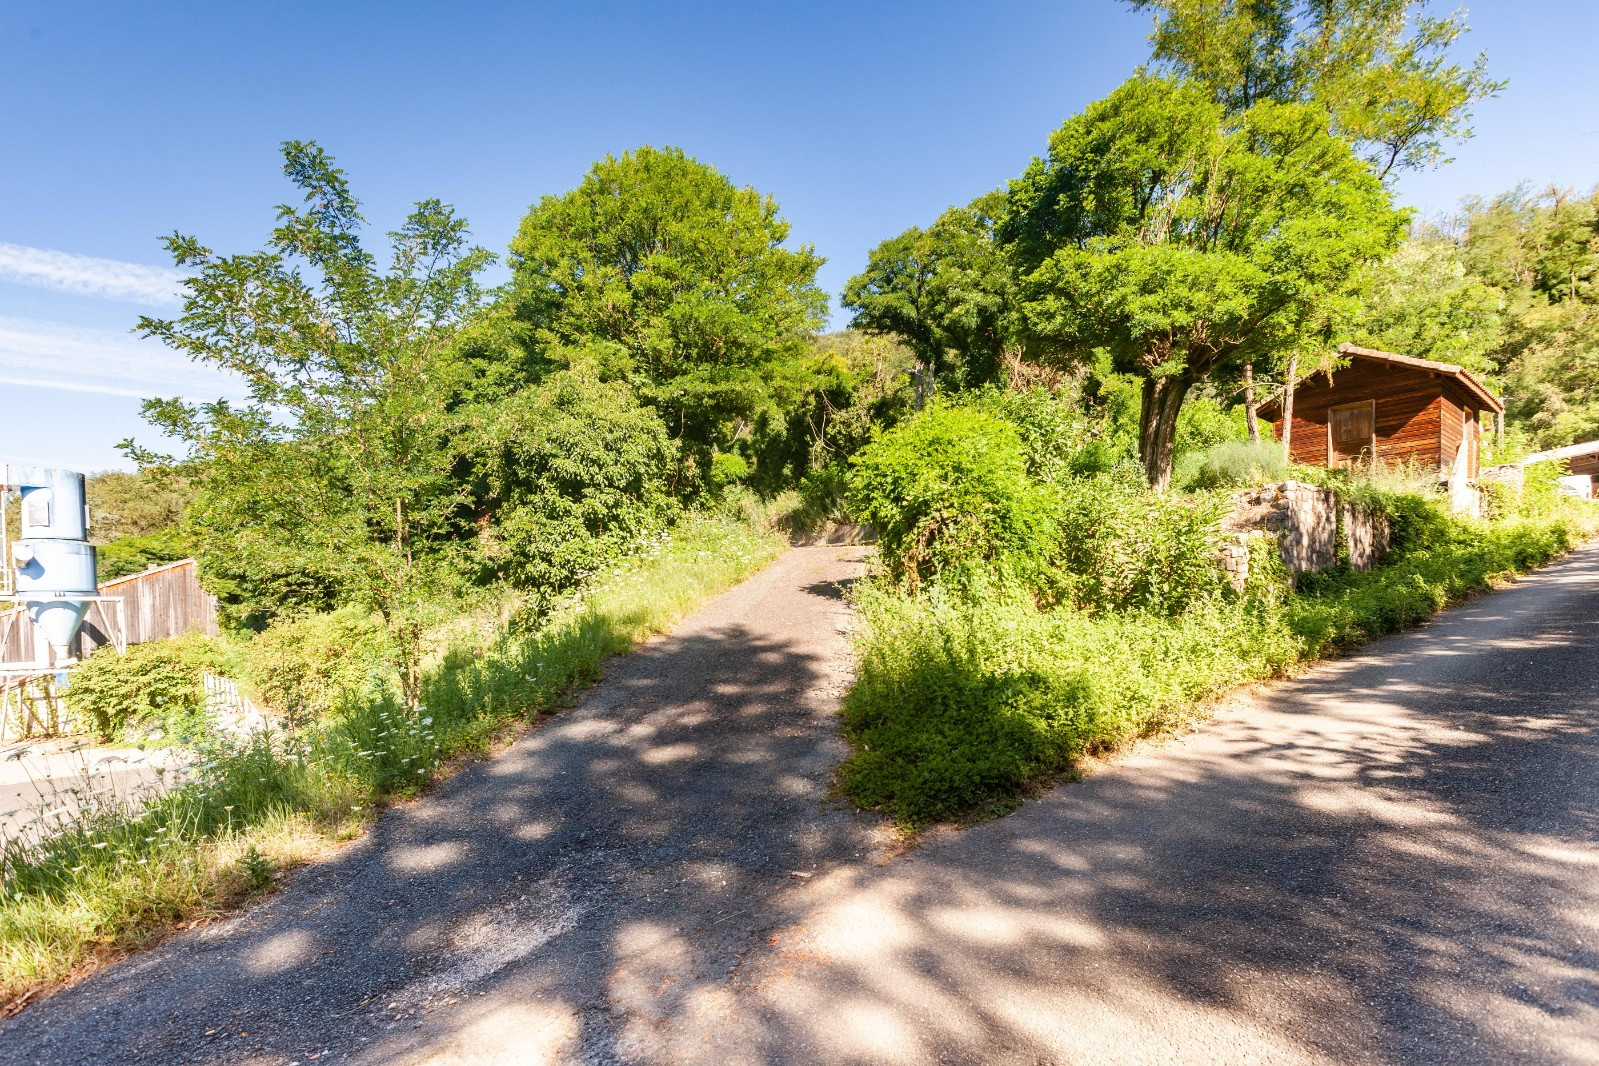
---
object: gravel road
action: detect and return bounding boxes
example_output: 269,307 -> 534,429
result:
3,541 -> 1597,1065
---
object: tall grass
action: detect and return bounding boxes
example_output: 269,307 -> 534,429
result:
841,499 -> 1599,825
0,511 -> 788,1004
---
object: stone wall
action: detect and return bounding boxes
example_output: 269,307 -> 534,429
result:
1220,481 -> 1390,590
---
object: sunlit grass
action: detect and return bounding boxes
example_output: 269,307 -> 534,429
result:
0,509 -> 788,1005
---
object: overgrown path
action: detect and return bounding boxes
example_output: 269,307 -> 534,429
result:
7,543 -> 1599,1064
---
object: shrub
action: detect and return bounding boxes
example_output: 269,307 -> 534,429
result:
840,584 -> 1297,823
708,452 -> 751,494
1178,439 -> 1288,491
96,529 -> 190,582
66,633 -> 230,743
241,606 -> 397,725
847,406 -> 1059,589
785,464 -> 851,535
841,485 -> 1599,825
476,373 -> 680,613
1054,472 -> 1231,613
958,387 -> 1107,484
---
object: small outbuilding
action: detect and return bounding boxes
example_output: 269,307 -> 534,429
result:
1260,343 -> 1504,477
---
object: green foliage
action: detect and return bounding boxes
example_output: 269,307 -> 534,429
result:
1128,0 -> 1504,178
846,407 -> 1059,589
785,464 -> 852,536
1178,440 -> 1289,491
839,585 -> 1297,823
238,845 -> 273,892
1053,473 -> 1230,614
96,530 -> 190,582
843,191 -> 1020,394
133,140 -> 495,704
1351,237 -> 1504,373
473,372 -> 679,611
508,146 -> 828,474
241,607 -> 397,726
1441,185 -> 1599,449
1003,75 -> 1406,488
708,452 -> 751,493
85,469 -> 194,543
955,386 -> 1114,483
841,492 -> 1599,825
66,634 -> 230,743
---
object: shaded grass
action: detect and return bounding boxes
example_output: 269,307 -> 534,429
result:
0,511 -> 787,1004
840,505 -> 1599,826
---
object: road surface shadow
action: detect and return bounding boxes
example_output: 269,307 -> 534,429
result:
0,549 -> 882,1066
652,548 -> 1599,1064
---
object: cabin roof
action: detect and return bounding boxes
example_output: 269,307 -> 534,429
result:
1522,439 -> 1599,465
1259,343 -> 1504,418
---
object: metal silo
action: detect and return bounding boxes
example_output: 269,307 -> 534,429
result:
2,466 -> 98,660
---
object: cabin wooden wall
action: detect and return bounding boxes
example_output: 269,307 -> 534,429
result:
1272,361 -> 1447,469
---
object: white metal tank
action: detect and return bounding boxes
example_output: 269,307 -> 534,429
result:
4,465 -> 97,656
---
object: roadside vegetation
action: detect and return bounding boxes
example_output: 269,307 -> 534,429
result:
11,0 -> 1599,1012
838,390 -> 1598,824
0,511 -> 785,1001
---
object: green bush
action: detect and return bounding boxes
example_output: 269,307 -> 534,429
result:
1055,472 -> 1231,613
840,584 -> 1297,822
847,406 -> 1060,589
786,464 -> 851,535
66,633 -> 230,743
96,530 -> 190,582
1178,439 -> 1288,491
708,451 -> 751,494
477,373 -> 680,613
957,387 -> 1109,484
841,492 -> 1599,825
241,606 -> 397,726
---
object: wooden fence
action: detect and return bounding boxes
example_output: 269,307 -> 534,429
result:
1,558 -> 218,665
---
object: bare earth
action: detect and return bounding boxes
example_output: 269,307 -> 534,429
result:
3,541 -> 1598,1065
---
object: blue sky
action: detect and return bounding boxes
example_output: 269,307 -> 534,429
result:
3,0 -> 1597,472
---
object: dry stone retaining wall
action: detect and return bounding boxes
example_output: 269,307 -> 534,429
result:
1220,481 -> 1390,591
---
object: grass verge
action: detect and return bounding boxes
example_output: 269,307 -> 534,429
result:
0,511 -> 788,1006
839,504 -> 1599,826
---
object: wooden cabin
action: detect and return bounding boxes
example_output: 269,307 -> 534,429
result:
1260,343 -> 1503,477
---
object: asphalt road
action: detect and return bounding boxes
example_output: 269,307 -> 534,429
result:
3,541 -> 1597,1064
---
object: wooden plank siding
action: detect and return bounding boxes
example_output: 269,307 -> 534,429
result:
2,559 -> 217,665
1440,391 -> 1464,471
1273,362 -> 1449,470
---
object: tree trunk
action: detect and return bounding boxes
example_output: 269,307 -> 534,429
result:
1138,373 -> 1193,492
1243,361 -> 1260,444
912,362 -> 931,411
1280,352 -> 1299,465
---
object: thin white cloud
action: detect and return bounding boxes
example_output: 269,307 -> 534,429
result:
0,316 -> 249,403
0,242 -> 185,307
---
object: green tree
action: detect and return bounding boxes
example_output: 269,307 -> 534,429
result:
1003,76 -> 1405,490
842,192 -> 1021,404
133,141 -> 494,706
507,147 -> 828,483
1128,0 -> 1504,179
472,372 -> 679,611
1352,234 -> 1504,372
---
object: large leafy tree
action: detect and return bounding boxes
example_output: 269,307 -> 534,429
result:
1351,234 -> 1503,372
507,146 -> 828,481
841,192 -> 1020,403
134,141 -> 493,706
1455,185 -> 1599,448
1128,0 -> 1504,179
1003,76 -> 1405,490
